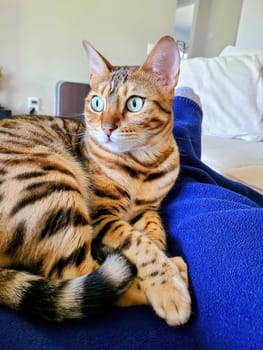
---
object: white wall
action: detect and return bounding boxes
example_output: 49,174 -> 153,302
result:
236,0 -> 263,49
0,0 -> 176,115
174,4 -> 195,46
189,0 -> 243,57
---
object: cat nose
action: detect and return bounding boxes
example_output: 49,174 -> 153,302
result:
102,123 -> 117,137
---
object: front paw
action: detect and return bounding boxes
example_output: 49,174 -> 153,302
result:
141,259 -> 191,326
170,256 -> 189,286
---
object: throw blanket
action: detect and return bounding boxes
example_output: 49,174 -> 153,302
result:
0,88 -> 262,350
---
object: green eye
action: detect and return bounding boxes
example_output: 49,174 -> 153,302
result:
126,96 -> 144,112
90,95 -> 104,112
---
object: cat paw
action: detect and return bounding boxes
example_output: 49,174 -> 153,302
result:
142,260 -> 191,326
170,256 -> 188,286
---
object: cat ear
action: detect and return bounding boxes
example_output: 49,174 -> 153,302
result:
82,40 -> 112,85
141,36 -> 180,92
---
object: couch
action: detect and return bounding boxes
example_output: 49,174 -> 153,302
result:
178,46 -> 263,194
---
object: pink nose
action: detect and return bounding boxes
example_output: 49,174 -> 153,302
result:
102,123 -> 117,137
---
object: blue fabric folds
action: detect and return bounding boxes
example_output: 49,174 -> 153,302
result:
0,91 -> 262,350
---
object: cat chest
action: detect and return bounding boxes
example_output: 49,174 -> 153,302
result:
90,164 -> 178,220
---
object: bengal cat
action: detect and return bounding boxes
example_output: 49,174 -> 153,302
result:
0,36 -> 191,326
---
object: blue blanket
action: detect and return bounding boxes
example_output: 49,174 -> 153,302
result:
0,89 -> 262,349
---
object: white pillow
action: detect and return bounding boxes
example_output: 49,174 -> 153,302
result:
220,45 -> 263,57
178,53 -> 263,141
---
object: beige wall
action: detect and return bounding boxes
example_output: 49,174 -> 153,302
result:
236,0 -> 263,49
0,0 -> 176,115
189,0 -> 243,57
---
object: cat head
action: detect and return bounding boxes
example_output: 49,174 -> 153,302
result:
83,36 -> 180,154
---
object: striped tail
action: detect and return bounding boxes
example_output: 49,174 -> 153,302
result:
0,253 -> 134,321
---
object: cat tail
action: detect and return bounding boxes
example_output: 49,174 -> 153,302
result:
0,253 -> 134,321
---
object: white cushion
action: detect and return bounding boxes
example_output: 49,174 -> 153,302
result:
178,53 -> 263,141
220,45 -> 263,57
227,166 -> 263,194
202,135 -> 263,194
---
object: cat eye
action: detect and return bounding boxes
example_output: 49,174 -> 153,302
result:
90,96 -> 104,112
126,96 -> 144,113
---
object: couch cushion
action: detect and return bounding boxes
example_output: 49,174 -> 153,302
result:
178,52 -> 263,141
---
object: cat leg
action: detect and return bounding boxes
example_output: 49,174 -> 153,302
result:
118,212 -> 188,306
170,257 -> 188,286
41,225 -> 100,280
0,224 -> 134,321
98,218 -> 191,326
132,210 -> 189,286
117,257 -> 188,306
132,210 -> 167,250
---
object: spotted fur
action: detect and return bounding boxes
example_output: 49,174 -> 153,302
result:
0,36 -> 190,325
